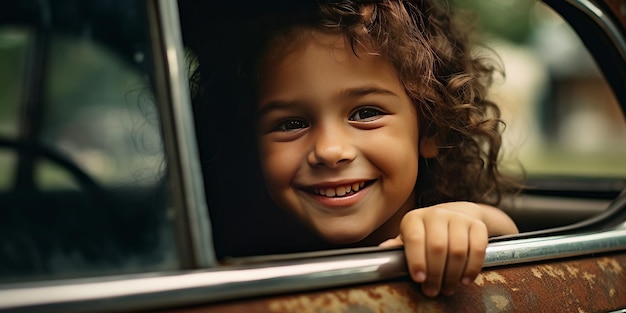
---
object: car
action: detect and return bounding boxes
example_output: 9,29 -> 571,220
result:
0,0 -> 624,312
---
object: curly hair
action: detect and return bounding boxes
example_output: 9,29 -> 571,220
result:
350,0 -> 511,205
188,0 -> 516,215
249,0 -> 515,206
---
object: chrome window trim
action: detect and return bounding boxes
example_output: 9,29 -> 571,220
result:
568,0 -> 626,60
149,0 -> 215,267
1,223 -> 625,312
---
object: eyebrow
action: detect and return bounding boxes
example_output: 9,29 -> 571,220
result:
256,85 -> 399,118
338,85 -> 399,99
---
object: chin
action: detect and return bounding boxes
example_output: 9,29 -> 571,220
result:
317,228 -> 371,245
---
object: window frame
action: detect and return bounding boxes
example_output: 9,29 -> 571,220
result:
147,0 -> 216,269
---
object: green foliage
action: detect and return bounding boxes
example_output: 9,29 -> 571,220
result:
455,0 -> 536,44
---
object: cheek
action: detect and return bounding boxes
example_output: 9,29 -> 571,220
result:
365,124 -> 420,192
259,143 -> 294,190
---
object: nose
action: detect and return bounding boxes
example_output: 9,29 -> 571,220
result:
307,124 -> 356,168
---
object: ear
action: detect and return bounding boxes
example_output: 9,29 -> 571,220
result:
419,135 -> 439,158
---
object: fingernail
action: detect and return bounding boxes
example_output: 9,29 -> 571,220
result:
414,271 -> 426,283
461,277 -> 472,286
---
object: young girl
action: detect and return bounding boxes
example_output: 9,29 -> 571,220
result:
186,0 -> 519,298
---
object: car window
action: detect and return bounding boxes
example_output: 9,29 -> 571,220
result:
0,1 -> 180,282
179,0 -> 625,260
461,1 -> 626,179
0,28 -> 25,191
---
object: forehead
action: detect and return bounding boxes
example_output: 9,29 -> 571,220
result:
257,30 -> 409,113
260,28 -> 379,71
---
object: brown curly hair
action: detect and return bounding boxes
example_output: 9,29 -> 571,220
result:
189,0 -> 517,211
249,0 -> 515,206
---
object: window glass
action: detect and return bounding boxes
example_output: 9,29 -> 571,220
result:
38,34 -> 165,189
462,1 -> 626,178
0,27 -> 28,190
0,1 -> 179,283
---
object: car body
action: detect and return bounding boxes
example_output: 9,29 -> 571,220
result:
0,0 -> 624,312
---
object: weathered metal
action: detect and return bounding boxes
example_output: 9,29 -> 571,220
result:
164,253 -> 626,313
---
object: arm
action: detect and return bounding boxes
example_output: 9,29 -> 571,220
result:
380,201 -> 518,297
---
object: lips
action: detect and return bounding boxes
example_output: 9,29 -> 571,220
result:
311,180 -> 373,198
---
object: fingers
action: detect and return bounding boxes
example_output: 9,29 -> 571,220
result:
399,207 -> 489,298
399,214 -> 427,284
421,215 -> 448,297
440,218 -> 470,296
462,222 -> 488,285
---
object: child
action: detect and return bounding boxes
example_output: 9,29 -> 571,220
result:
187,0 -> 519,298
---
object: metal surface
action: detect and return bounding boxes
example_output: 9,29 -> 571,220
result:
1,224 -> 625,312
172,253 -> 626,313
567,0 -> 626,59
485,227 -> 626,266
149,0 -> 216,268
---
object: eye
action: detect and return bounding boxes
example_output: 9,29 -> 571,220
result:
274,119 -> 309,132
349,107 -> 385,122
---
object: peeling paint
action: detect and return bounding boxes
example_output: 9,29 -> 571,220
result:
582,271 -> 596,288
490,294 -> 511,310
475,271 -> 507,286
597,257 -> 623,274
531,268 -> 542,279
565,264 -> 580,277
266,284 -> 438,313
539,265 -> 566,280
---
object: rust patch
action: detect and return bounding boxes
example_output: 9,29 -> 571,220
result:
266,284 -> 440,313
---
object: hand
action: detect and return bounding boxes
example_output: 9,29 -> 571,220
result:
379,202 -> 489,297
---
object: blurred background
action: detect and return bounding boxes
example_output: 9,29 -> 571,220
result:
459,0 -> 626,178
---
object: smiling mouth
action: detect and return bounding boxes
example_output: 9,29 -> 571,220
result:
311,180 -> 374,198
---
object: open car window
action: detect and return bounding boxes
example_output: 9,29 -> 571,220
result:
179,0 -> 626,259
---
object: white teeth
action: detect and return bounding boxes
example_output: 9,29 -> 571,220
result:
336,186 -> 346,196
325,188 -> 336,197
314,182 -> 368,198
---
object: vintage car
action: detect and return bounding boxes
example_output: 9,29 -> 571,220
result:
0,0 -> 624,312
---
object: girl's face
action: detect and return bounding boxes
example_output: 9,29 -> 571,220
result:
257,31 -> 438,244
